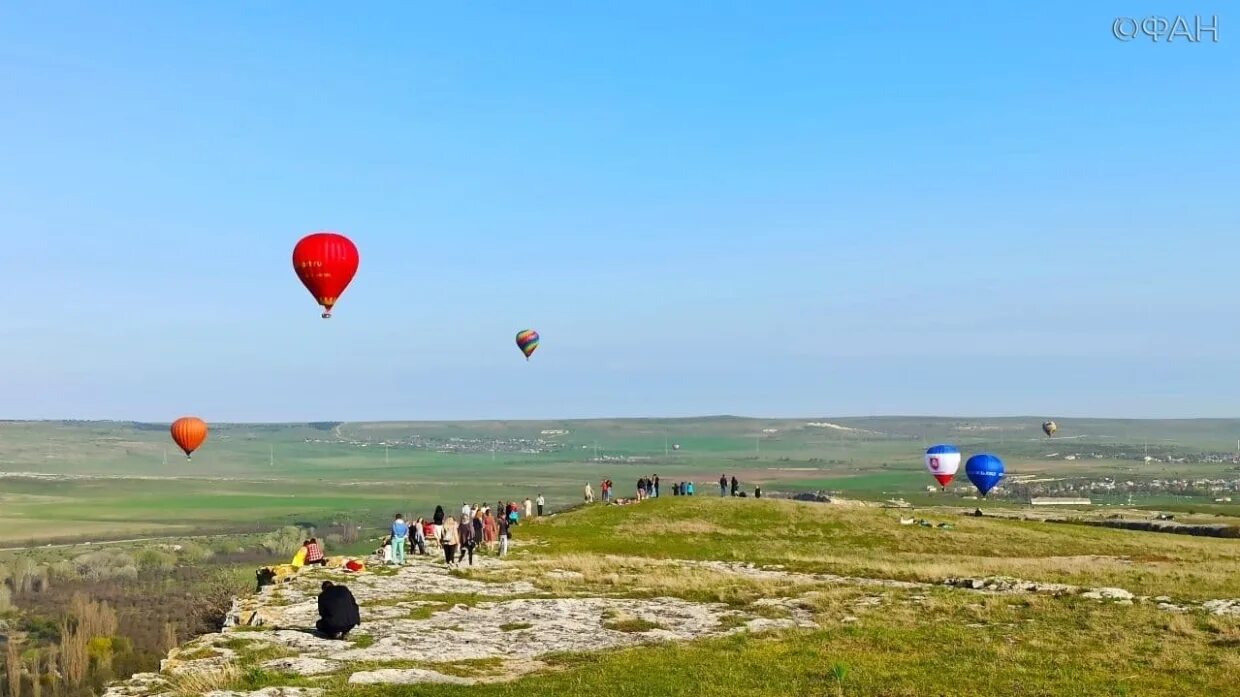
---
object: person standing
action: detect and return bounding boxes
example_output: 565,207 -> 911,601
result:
440,516 -> 459,567
412,517 -> 428,556
731,476 -> 739,497
316,581 -> 360,640
483,510 -> 498,551
754,485 -> 762,499
524,497 -> 533,518
497,514 -> 510,556
719,474 -> 728,497
687,481 -> 695,496
585,481 -> 594,503
432,505 -> 446,543
457,514 -> 476,566
653,474 -> 660,498
390,514 -> 409,566
536,493 -> 545,516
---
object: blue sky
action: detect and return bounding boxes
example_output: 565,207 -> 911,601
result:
1,2 -> 1237,421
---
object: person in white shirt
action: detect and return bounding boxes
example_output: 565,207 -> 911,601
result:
460,502 -> 470,517
524,497 -> 533,518
536,493 -> 545,516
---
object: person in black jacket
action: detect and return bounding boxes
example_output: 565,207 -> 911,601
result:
316,581 -> 360,639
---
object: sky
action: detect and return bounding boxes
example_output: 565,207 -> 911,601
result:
1,2 -> 1238,421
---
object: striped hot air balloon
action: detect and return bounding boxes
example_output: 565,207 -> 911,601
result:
515,329 -> 540,360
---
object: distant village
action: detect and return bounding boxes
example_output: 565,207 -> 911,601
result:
947,474 -> 1239,504
303,429 -> 572,456
1040,447 -> 1240,465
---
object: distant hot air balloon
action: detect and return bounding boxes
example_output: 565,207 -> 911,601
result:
672,443 -> 681,451
170,417 -> 208,460
292,232 -> 359,318
1042,421 -> 1058,437
965,453 -> 1005,497
515,329 -> 540,360
924,444 -> 961,488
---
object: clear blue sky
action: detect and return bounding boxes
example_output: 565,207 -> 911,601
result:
1,2 -> 1237,421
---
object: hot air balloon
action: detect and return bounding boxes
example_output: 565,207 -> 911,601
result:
1042,421 -> 1058,437
924,444 -> 961,488
965,453 -> 1005,496
515,329 -> 540,360
170,417 -> 208,460
292,232 -> 359,318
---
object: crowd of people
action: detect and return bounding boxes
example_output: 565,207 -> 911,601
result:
377,496 -> 547,569
584,474 -> 759,504
309,477 -> 764,640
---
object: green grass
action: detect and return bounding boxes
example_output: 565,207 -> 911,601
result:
498,622 -> 532,632
523,497 -> 1240,600
321,592 -> 1239,696
601,618 -> 663,633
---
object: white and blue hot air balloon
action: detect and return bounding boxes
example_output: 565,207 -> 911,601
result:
924,444 -> 962,488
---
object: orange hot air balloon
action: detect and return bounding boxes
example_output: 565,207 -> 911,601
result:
170,417 -> 209,460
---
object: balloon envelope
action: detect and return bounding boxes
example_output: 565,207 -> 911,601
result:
170,417 -> 208,460
965,453 -> 1005,496
515,329 -> 540,359
1042,421 -> 1058,437
924,444 -> 961,487
293,232 -> 359,318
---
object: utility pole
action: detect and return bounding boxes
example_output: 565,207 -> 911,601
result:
162,448 -> 167,466
594,441 -> 599,461
270,444 -> 275,467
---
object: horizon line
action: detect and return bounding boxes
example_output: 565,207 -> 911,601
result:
4,414 -> 1240,425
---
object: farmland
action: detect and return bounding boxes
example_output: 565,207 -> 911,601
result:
1,416 -> 1238,545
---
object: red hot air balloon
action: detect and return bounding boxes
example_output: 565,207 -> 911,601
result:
292,232 -> 359,318
170,417 -> 209,460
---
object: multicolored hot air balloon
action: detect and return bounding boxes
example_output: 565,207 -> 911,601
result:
965,453 -> 1005,496
1042,421 -> 1058,437
924,444 -> 961,488
293,232 -> 359,318
515,329 -> 540,360
170,417 -> 208,460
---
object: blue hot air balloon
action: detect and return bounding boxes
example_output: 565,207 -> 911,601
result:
965,453 -> 1005,496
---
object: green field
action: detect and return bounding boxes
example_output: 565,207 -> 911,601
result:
1,417 -> 1238,544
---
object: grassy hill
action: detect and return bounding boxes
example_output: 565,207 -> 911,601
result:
100,496 -> 1240,697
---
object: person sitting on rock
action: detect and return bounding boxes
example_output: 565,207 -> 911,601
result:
303,538 -> 327,566
316,580 -> 360,640
377,535 -> 394,565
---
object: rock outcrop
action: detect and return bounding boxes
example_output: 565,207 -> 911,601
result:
105,555 -> 809,696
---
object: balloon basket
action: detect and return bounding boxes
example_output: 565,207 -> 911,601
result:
321,312 -> 332,319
